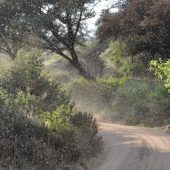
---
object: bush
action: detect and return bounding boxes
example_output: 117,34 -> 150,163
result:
97,76 -> 128,87
66,74 -> 170,127
0,108 -> 101,169
0,48 -> 70,116
70,112 -> 102,158
0,110 -> 82,170
99,41 -> 129,69
0,49 -> 101,170
150,59 -> 170,93
0,48 -> 44,94
65,77 -> 116,115
108,78 -> 170,126
99,40 -> 148,77
148,84 -> 170,126
111,79 -> 151,124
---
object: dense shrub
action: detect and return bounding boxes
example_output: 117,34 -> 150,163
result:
65,78 -> 116,115
99,41 -> 129,70
111,79 -> 170,126
0,49 -> 101,170
0,110 -> 100,170
99,41 -> 149,78
70,112 -> 102,158
0,48 -> 70,116
148,84 -> 170,126
0,110 -> 82,170
97,0 -> 170,60
67,76 -> 170,126
113,79 -> 152,124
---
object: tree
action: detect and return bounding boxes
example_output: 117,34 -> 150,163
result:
97,0 -> 170,62
120,0 -> 170,59
0,2 -> 26,59
96,13 -> 121,41
0,0 -> 96,79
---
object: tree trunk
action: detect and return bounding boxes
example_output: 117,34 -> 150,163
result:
8,51 -> 17,60
72,59 -> 94,80
69,48 -> 95,80
52,46 -> 95,80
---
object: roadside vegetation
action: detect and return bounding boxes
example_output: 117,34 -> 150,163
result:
0,49 -> 101,170
62,39 -> 170,127
0,0 -> 170,169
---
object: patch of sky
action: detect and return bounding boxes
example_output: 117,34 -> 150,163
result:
86,0 -> 118,37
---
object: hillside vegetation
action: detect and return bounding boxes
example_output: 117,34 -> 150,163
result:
0,49 -> 101,170
41,29 -> 170,127
0,0 -> 170,169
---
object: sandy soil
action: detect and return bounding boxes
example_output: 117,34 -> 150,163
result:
92,123 -> 170,170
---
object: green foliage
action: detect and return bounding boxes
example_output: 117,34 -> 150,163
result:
97,0 -> 170,60
110,79 -> 170,126
150,84 -> 170,108
0,0 -> 95,79
100,41 -> 129,67
99,41 -> 141,77
0,108 -> 100,169
0,49 -> 101,169
0,48 -> 43,94
42,105 -> 74,132
0,109 -> 82,170
97,76 -> 128,87
73,77 -> 90,85
70,112 -> 101,158
0,87 -> 12,112
0,48 -> 70,115
119,60 -> 135,76
41,107 -> 102,160
113,80 -> 151,124
68,75 -> 170,126
150,59 -> 170,92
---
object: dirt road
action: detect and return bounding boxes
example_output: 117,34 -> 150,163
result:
92,123 -> 170,170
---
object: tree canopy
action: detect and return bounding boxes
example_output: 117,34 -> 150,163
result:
0,0 -> 96,79
97,0 -> 170,62
0,1 -> 27,59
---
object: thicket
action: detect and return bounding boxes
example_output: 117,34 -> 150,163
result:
65,40 -> 170,127
114,80 -> 170,126
95,0 -> 170,123
67,76 -> 170,127
97,0 -> 170,62
0,49 -> 101,170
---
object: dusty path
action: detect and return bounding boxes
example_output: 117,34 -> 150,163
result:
92,123 -> 170,170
